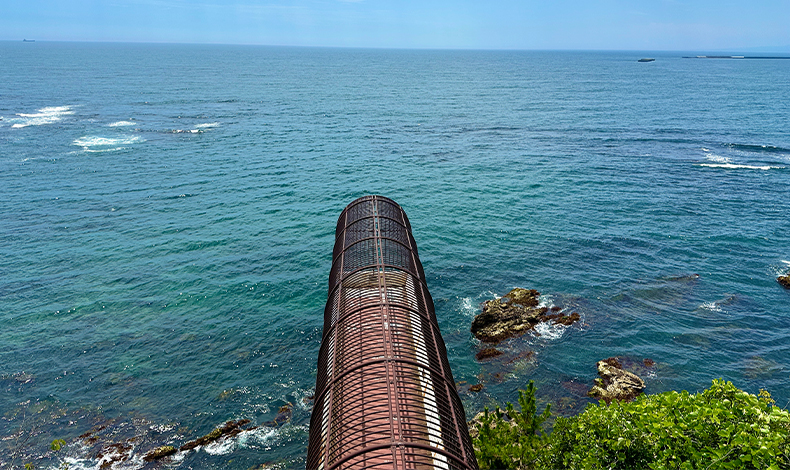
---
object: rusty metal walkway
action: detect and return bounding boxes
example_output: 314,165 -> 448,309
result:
307,196 -> 478,470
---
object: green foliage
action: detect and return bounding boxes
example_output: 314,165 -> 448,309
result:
473,379 -> 790,470
50,439 -> 66,452
472,380 -> 551,469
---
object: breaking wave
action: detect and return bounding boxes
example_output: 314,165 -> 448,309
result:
73,135 -> 145,152
171,122 -> 220,134
533,321 -> 567,340
9,106 -> 74,128
697,163 -> 784,170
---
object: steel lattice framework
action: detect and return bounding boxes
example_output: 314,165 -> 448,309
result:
307,196 -> 478,470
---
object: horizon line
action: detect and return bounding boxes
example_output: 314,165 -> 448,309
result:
4,38 -> 790,54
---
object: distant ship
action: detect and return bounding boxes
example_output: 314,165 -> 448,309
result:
23,39 -> 35,42
638,58 -> 655,62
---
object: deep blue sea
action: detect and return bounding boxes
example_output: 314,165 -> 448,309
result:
1,42 -> 789,469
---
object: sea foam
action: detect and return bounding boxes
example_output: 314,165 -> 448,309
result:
73,135 -> 145,152
697,163 -> 783,170
533,321 -> 567,340
704,153 -> 732,164
108,121 -> 137,127
10,106 -> 74,128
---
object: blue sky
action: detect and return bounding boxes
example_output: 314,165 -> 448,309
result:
3,0 -> 789,51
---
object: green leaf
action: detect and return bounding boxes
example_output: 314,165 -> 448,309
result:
50,439 -> 66,451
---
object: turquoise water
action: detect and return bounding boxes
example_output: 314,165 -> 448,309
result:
1,42 -> 789,469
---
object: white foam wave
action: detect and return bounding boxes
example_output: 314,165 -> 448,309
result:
533,321 -> 566,340
458,291 -> 498,319
149,423 -> 178,433
459,297 -> 477,318
171,122 -> 220,134
704,153 -> 731,164
10,106 -> 74,128
203,437 -> 236,455
60,453 -> 145,470
780,260 -> 790,266
697,163 -> 783,170
699,301 -> 723,313
73,136 -> 144,152
108,121 -> 136,127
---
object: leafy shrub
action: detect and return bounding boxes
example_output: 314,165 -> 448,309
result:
472,380 -> 551,469
472,379 -> 790,470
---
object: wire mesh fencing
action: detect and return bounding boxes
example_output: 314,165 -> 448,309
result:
307,195 -> 478,470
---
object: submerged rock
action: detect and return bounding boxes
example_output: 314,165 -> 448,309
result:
778,275 -> 790,289
469,384 -> 484,393
588,357 -> 645,403
263,403 -> 293,427
544,311 -> 580,326
143,445 -> 176,462
471,288 -> 547,342
475,348 -> 503,361
180,419 -> 253,451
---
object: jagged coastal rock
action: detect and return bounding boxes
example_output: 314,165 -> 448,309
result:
180,419 -> 254,451
143,445 -> 177,461
262,403 -> 293,427
471,288 -> 548,342
588,357 -> 645,403
471,288 -> 581,343
778,275 -> 790,289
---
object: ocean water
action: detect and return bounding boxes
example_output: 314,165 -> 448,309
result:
1,42 -> 789,469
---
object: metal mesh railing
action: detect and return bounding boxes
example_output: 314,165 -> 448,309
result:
308,196 -> 478,470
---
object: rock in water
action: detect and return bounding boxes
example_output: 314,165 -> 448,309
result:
263,403 -> 293,427
143,445 -> 177,461
475,348 -> 503,361
179,419 -> 253,451
471,288 -> 547,343
778,275 -> 790,289
588,357 -> 645,403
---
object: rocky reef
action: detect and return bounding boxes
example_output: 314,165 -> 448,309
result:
471,288 -> 580,343
778,275 -> 790,289
262,403 -> 293,427
179,419 -> 255,451
475,348 -> 503,361
143,445 -> 177,462
588,357 -> 645,403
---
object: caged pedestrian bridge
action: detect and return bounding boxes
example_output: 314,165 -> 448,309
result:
307,196 -> 478,470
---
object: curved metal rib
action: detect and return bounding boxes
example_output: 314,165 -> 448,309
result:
307,196 -> 478,470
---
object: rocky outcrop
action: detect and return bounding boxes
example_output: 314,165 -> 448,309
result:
143,445 -> 177,461
180,419 -> 254,451
778,275 -> 790,289
588,357 -> 645,403
471,288 -> 582,343
544,311 -> 580,326
262,403 -> 293,427
471,288 -> 547,342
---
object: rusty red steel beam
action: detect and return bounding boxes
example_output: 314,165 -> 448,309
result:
307,195 -> 478,470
